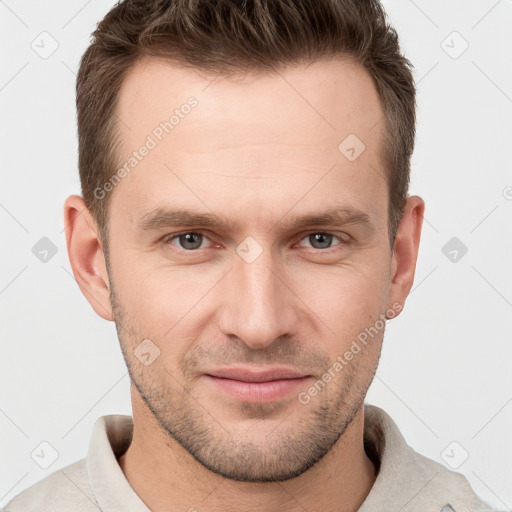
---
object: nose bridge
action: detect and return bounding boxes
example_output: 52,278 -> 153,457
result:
219,242 -> 295,349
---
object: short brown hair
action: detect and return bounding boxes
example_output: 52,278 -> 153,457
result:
76,0 -> 415,252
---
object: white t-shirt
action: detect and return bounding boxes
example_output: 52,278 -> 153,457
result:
2,404 -> 496,512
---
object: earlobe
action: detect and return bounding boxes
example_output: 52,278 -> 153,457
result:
63,195 -> 114,321
387,195 -> 425,314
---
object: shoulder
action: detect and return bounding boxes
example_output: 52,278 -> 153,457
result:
404,447 -> 498,512
362,404 -> 500,512
2,458 -> 98,512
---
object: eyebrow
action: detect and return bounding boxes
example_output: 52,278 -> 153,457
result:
137,205 -> 374,235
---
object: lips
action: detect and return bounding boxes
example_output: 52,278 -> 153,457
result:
203,367 -> 312,403
205,367 -> 307,382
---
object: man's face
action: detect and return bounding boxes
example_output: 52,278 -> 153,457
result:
106,57 -> 396,481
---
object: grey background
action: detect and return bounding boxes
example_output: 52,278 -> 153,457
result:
1,0 -> 511,508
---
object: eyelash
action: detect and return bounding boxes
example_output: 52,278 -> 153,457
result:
161,231 -> 348,254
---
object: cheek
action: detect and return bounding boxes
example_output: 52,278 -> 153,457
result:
291,263 -> 389,341
108,253 -> 165,327
111,255 -> 226,338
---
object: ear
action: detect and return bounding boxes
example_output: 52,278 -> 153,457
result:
387,195 -> 425,317
63,195 -> 114,321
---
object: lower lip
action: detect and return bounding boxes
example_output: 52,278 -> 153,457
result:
204,375 -> 311,403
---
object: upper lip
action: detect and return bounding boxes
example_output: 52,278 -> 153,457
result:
205,367 -> 308,383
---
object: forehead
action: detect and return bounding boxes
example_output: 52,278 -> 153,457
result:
116,56 -> 384,147
109,56 -> 387,227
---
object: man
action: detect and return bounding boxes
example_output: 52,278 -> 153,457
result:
3,0 -> 496,511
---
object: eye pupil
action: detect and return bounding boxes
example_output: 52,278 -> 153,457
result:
310,233 -> 332,249
180,233 -> 202,250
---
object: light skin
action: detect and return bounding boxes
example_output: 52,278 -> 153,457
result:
64,56 -> 424,512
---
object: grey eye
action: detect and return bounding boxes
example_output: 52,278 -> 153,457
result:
177,233 -> 204,250
308,233 -> 335,249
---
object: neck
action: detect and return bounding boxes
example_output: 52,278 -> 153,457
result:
118,390 -> 376,512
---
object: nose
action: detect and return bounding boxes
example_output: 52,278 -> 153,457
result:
217,246 -> 299,350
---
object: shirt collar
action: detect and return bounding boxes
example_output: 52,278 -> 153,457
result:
87,414 -> 149,511
358,404 -> 489,512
